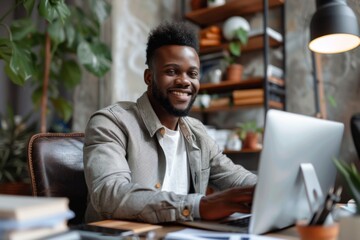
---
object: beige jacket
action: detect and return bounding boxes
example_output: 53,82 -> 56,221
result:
83,93 -> 257,223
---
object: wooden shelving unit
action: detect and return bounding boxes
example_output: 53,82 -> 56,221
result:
185,0 -> 286,118
185,1 -> 286,164
199,77 -> 263,94
200,34 -> 282,55
185,0 -> 285,27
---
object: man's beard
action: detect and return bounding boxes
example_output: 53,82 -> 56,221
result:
152,81 -> 197,117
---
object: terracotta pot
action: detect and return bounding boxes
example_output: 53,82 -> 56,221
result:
243,132 -> 259,149
226,64 -> 243,82
296,222 -> 339,240
0,182 -> 32,195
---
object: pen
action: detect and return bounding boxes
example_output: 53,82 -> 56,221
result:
309,187 -> 342,225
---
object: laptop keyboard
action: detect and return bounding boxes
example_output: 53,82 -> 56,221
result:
223,216 -> 251,228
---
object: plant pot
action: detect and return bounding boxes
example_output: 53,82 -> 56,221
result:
296,222 -> 339,240
243,132 -> 259,149
338,215 -> 360,240
226,64 -> 243,82
0,182 -> 32,196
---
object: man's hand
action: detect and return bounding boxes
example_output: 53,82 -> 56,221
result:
199,186 -> 255,220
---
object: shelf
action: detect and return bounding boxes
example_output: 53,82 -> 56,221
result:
185,0 -> 285,27
199,77 -> 263,94
191,100 -> 283,113
191,104 -> 263,113
200,34 -> 282,55
269,100 -> 284,109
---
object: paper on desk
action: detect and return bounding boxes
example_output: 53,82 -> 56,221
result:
165,228 -> 285,240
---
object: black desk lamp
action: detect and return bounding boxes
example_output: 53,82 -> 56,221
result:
309,0 -> 360,54
308,0 -> 360,118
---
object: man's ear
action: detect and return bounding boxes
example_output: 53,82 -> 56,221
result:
144,69 -> 152,86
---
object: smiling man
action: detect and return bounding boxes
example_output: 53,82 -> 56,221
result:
83,21 -> 257,224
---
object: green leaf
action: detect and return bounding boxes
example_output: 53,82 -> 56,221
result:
31,87 -> 43,108
89,0 -> 111,23
9,42 -> 34,83
64,23 -> 76,48
48,20 -> 65,45
60,60 -> 82,89
23,0 -> 36,15
333,158 -> 360,214
229,42 -> 241,57
10,18 -> 36,41
234,28 -> 248,45
0,39 -> 12,62
51,97 -> 73,122
77,41 -> 111,77
4,64 -> 25,85
39,0 -> 70,24
327,95 -> 337,108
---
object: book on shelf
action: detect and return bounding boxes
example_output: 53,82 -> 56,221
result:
199,50 -> 227,62
233,97 -> 263,106
200,25 -> 222,47
232,89 -> 263,99
267,64 -> 284,79
249,27 -> 283,42
209,97 -> 230,108
199,50 -> 226,84
268,76 -> 285,86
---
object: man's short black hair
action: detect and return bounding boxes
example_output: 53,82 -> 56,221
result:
145,21 -> 199,66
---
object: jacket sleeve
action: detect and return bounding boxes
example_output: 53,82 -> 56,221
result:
191,119 -> 258,190
83,112 -> 199,223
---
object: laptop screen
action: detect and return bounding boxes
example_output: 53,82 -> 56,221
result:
249,110 -> 344,234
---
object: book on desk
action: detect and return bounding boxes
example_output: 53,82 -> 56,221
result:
0,194 -> 74,240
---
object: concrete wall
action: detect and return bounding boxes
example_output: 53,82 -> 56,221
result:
72,0 -> 182,131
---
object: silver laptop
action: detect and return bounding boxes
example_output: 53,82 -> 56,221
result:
182,110 -> 344,235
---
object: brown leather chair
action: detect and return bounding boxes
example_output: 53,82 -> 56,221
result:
27,132 -> 87,225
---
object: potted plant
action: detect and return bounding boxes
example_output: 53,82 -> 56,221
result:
236,120 -> 263,149
333,158 -> 360,240
222,27 -> 248,82
0,0 -> 112,132
0,107 -> 36,195
0,0 -> 111,191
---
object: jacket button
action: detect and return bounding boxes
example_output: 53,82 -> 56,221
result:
159,128 -> 165,136
182,208 -> 190,217
155,183 -> 161,189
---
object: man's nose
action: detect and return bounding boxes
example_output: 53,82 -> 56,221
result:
175,73 -> 191,86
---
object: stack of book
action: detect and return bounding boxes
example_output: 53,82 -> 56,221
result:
232,89 -> 264,106
0,194 -> 74,240
199,25 -> 222,48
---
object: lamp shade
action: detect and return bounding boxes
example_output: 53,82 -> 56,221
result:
309,0 -> 360,54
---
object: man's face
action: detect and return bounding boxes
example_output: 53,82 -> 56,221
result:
147,45 -> 200,117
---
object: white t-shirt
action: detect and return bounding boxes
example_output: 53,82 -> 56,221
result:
160,127 -> 190,195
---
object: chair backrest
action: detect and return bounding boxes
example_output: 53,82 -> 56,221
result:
27,132 -> 87,225
351,113 -> 360,160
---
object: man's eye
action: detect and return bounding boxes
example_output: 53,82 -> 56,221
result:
166,69 -> 176,75
189,71 -> 199,79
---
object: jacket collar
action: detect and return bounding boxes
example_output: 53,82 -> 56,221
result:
136,92 -> 195,143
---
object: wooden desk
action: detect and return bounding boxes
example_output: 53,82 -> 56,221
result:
91,220 -> 300,239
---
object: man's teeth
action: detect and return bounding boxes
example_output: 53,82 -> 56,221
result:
173,91 -> 189,96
